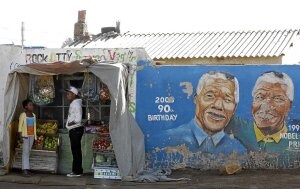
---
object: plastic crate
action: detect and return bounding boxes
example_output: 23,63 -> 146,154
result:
92,135 -> 112,151
94,167 -> 121,179
93,152 -> 117,168
94,161 -> 112,167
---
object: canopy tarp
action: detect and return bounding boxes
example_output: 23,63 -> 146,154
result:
2,61 -> 145,179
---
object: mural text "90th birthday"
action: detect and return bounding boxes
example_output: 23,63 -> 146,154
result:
147,97 -> 178,121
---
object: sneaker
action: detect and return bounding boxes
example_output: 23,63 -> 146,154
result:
67,172 -> 82,177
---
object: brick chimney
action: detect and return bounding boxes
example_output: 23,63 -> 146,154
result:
74,10 -> 88,41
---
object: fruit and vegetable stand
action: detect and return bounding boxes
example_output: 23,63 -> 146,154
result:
13,149 -> 58,173
4,59 -> 146,180
90,122 -> 120,179
13,120 -> 59,173
11,72 -> 120,177
57,122 -> 119,177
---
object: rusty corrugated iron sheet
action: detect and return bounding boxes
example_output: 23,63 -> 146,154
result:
70,30 -> 300,59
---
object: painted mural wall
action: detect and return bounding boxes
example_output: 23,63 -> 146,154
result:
136,61 -> 300,169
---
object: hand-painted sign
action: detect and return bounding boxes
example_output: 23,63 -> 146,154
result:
136,63 -> 300,169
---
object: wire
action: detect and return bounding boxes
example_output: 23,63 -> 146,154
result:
0,28 -> 70,37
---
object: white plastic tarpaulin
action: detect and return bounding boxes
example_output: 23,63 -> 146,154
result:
2,61 -> 145,179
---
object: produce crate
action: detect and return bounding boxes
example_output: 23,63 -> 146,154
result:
94,167 -> 121,179
92,135 -> 113,151
94,161 -> 112,167
43,147 -> 57,151
94,152 -> 117,168
43,136 -> 59,151
37,120 -> 58,136
38,119 -> 59,126
13,148 -> 58,173
85,121 -> 109,134
33,143 -> 43,150
93,149 -> 114,153
94,162 -> 118,168
95,132 -> 110,137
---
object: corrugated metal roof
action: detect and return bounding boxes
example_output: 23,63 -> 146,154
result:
70,30 -> 300,59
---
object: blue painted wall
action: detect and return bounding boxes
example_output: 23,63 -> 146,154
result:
136,63 -> 300,169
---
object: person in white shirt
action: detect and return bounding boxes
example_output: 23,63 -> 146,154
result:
65,86 -> 83,177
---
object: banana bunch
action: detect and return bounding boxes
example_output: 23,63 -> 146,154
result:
37,128 -> 46,134
37,122 -> 58,135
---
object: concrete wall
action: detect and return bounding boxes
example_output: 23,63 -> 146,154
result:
0,45 -> 24,133
137,64 -> 300,170
154,56 -> 282,65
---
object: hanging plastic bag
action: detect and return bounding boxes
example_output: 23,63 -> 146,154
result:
29,75 -> 55,106
81,73 -> 99,103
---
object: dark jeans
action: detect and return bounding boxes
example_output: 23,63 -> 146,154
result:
69,126 -> 84,174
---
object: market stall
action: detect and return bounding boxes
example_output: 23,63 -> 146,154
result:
2,60 -> 145,179
13,120 -> 59,173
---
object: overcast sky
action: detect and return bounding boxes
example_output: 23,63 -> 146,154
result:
1,0 -> 300,47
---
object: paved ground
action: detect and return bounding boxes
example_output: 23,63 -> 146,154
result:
0,169 -> 300,189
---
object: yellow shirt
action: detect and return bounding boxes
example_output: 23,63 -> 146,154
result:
254,123 -> 287,143
18,112 -> 37,140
